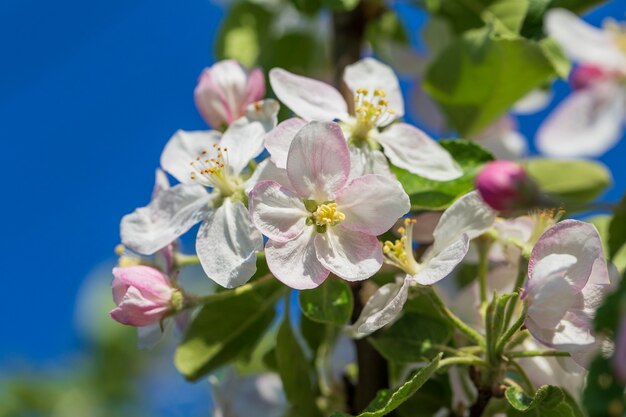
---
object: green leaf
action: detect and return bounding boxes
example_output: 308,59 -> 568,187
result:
424,28 -> 558,135
425,0 -> 530,35
174,279 -> 284,381
538,37 -> 571,79
582,355 -> 626,417
357,353 -> 442,417
525,158 -> 612,203
397,375 -> 453,417
506,385 -> 584,416
323,0 -> 360,11
299,278 -> 354,325
290,0 -> 323,15
393,139 -> 494,210
276,316 -> 322,417
370,313 -> 452,363
548,0 -> 607,14
587,215 -> 626,273
609,194 -> 626,260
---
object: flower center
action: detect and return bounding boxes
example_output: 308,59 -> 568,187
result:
189,144 -> 241,196
351,88 -> 395,143
313,203 -> 345,227
382,218 -> 419,275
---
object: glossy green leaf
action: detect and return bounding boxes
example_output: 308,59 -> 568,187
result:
276,316 -> 322,417
174,279 -> 284,381
609,194 -> 626,260
397,375 -> 453,417
299,278 -> 353,325
506,385 -> 584,416
393,139 -> 494,210
370,313 -> 452,363
526,158 -> 612,203
424,28 -> 558,135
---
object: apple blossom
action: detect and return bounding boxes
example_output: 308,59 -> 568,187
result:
538,9 -> 626,158
249,121 -> 410,289
120,100 -> 280,288
110,265 -> 183,327
195,60 -> 266,130
524,219 -> 612,367
266,57 -> 462,180
346,191 -> 496,338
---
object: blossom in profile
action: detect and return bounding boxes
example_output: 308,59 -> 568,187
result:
120,100 -> 281,288
346,191 -> 496,338
475,161 -> 541,211
524,219 -> 612,367
266,57 -> 462,180
195,60 -> 266,130
249,121 -> 410,289
537,9 -> 626,158
110,265 -> 182,327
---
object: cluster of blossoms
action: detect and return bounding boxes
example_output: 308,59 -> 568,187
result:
109,27 -> 623,410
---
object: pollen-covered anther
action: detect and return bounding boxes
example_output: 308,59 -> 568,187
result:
353,86 -> 395,129
382,218 -> 418,274
313,203 -> 345,227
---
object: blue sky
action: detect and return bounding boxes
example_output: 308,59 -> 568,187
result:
1,0 -> 625,368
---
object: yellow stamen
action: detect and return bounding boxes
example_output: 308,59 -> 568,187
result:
313,203 -> 345,227
382,218 -> 418,275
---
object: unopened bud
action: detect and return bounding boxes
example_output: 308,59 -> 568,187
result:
569,64 -> 607,90
475,161 -> 539,211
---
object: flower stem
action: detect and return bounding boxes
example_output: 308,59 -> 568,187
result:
189,274 -> 274,306
477,239 -> 491,305
438,356 -> 488,372
495,303 -> 527,355
507,350 -> 570,358
427,287 -> 486,348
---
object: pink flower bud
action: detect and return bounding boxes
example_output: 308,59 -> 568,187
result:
110,266 -> 181,327
194,60 -> 265,129
475,161 -> 537,211
569,64 -> 607,90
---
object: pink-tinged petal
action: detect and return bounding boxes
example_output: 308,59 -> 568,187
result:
266,227 -> 330,290
335,174 -> 409,235
529,220 -> 604,292
265,117 -> 307,169
244,68 -> 266,108
110,290 -> 171,326
196,199 -> 263,288
120,184 -> 214,255
160,130 -> 223,185
112,266 -> 171,296
220,99 -> 280,175
248,180 -> 308,242
432,191 -> 496,254
244,158 -> 291,193
414,235 -> 469,285
286,121 -> 350,200
344,58 -> 404,122
377,123 -> 462,180
545,9 -> 626,72
348,147 -> 392,179
537,82 -> 625,158
269,68 -> 349,121
345,278 -> 411,339
314,227 -> 383,281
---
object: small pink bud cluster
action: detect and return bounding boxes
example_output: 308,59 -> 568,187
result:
475,161 -> 539,211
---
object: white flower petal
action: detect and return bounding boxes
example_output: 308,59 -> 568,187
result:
244,158 -> 291,193
343,58 -> 404,121
266,227 -> 329,290
160,130 -> 223,185
152,168 -> 170,198
265,117 -> 307,169
314,227 -> 383,281
248,180 -> 308,242
220,99 -> 280,175
120,184 -> 213,255
345,278 -> 411,339
335,174 -> 409,236
432,191 -> 497,254
545,8 -> 626,72
286,121 -> 350,200
537,82 -> 625,158
348,147 -> 392,179
377,123 -> 463,180
196,199 -> 263,288
269,68 -> 349,121
414,235 -> 469,285
513,89 -> 553,115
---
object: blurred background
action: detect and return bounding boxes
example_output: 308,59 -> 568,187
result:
1,0 -> 625,415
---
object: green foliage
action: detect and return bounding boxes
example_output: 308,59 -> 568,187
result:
323,0 -> 360,11
582,356 -> 626,417
370,312 -> 452,363
505,385 -> 584,416
276,315 -> 323,417
174,279 -> 285,381
299,278 -> 354,325
423,27 -> 561,135
587,215 -> 626,273
609,194 -> 626,260
396,375 -> 453,417
332,354 -> 442,417
525,158 -> 612,203
393,139 -> 494,210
